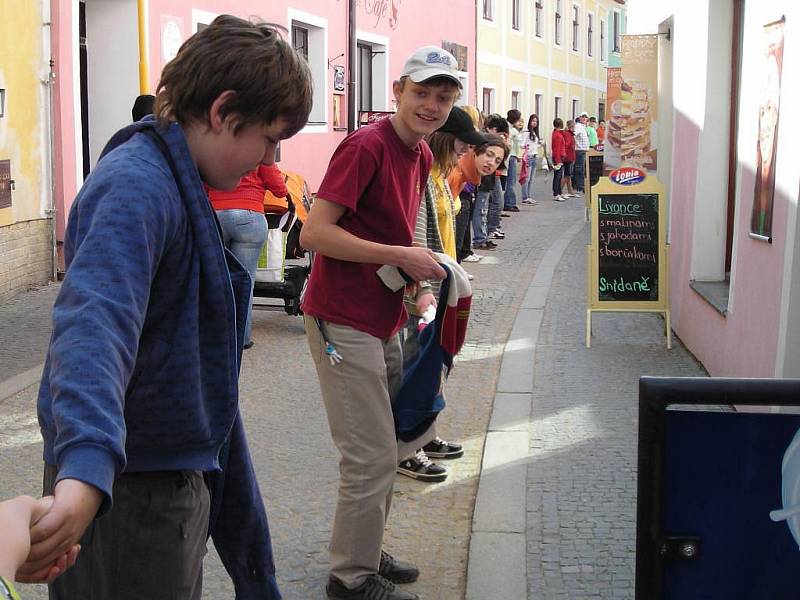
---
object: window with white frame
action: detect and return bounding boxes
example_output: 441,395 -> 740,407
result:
512,0 -> 521,30
292,24 -> 309,60
357,43 -> 373,111
535,93 -> 543,118
482,0 -> 494,21
290,11 -> 327,127
355,32 -> 389,115
482,87 -> 495,115
554,0 -> 562,46
600,18 -> 607,61
571,99 -> 579,120
571,5 -> 579,52
512,91 -> 521,110
554,96 -> 562,119
535,1 -> 544,37
587,13 -> 594,57
612,10 -> 621,53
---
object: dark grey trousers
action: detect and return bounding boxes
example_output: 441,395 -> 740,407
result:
43,465 -> 210,600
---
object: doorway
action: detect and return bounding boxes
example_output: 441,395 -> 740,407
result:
77,0 -> 140,180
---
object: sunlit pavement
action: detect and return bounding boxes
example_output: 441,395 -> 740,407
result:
0,172 -> 705,599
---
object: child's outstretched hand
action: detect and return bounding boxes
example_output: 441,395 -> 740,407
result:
0,496 -> 55,580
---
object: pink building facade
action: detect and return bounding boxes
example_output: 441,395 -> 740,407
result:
627,1 -> 800,378
48,0 -> 477,244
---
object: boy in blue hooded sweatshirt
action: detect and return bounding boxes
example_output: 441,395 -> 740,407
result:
16,15 -> 312,600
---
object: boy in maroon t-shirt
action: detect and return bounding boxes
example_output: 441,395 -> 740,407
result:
300,47 -> 461,600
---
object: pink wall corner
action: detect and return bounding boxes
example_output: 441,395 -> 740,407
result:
669,111 -> 785,377
52,0 -> 79,242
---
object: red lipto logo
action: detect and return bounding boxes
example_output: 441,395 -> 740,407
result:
609,167 -> 646,186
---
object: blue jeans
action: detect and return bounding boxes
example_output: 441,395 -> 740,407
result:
573,150 -> 586,192
523,155 -> 538,200
488,177 -> 504,233
216,209 -> 268,346
472,190 -> 490,246
504,156 -> 518,209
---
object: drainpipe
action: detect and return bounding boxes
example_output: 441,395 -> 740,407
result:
137,0 -> 149,93
42,1 -> 58,281
347,0 -> 356,132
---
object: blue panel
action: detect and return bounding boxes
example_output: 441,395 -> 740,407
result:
662,411 -> 800,600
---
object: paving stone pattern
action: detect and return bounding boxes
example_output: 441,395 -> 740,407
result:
526,228 -> 707,600
0,282 -> 59,382
2,173 -> 575,600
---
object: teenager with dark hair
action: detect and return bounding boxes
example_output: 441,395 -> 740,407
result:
521,114 -> 541,204
483,114 -> 510,241
504,109 -> 523,212
551,118 -> 566,202
27,16 -> 312,599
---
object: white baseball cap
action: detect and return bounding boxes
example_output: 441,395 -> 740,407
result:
579,111 -> 589,118
400,46 -> 462,88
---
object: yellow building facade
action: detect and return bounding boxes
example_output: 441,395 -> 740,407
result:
477,0 -> 626,147
0,0 -> 54,300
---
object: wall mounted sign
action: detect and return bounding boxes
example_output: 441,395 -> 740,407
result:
333,65 -> 346,92
0,160 -> 12,210
161,17 -> 183,63
750,16 -> 785,242
442,40 -> 468,72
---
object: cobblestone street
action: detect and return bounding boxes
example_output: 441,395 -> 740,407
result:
0,173 -> 707,599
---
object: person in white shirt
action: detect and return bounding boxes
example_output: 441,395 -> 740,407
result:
573,112 -> 590,193
520,114 -> 541,205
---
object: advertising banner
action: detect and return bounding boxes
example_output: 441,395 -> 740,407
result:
750,17 -> 785,241
605,35 -> 659,174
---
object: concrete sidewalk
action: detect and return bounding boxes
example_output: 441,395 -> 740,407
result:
465,203 -> 707,599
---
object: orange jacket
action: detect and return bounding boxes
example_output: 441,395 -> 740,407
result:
447,150 -> 482,198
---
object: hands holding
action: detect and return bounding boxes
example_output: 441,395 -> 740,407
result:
15,479 -> 102,584
0,495 -> 53,581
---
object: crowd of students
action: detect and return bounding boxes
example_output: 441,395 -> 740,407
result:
550,112 -> 604,202
0,19 -> 613,600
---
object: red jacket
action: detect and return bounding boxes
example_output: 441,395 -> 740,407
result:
562,130 -> 576,163
207,163 -> 288,213
551,129 -> 566,164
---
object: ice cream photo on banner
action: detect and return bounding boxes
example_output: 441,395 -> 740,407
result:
607,77 -> 657,172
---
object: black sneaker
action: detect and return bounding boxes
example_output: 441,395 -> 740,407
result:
379,551 -> 420,584
422,437 -> 464,459
326,574 -> 419,600
506,206 -> 521,212
397,450 -> 447,482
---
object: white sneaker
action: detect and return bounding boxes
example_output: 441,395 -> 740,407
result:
554,195 -> 566,202
462,254 -> 482,263
466,273 -> 474,281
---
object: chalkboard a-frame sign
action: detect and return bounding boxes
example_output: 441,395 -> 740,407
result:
586,170 -> 671,348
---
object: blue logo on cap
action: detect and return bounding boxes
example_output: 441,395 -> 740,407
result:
426,51 -> 452,66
